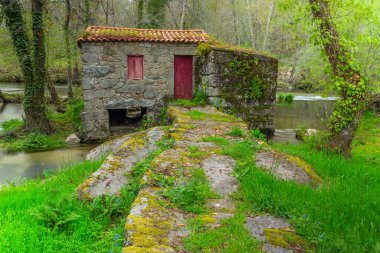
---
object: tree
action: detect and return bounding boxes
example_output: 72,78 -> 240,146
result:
1,0 -> 51,133
309,0 -> 367,156
65,0 -> 73,100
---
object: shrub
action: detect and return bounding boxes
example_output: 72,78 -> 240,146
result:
284,93 -> 295,103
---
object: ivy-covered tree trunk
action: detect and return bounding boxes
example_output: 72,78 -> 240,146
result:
1,0 -> 51,133
309,0 -> 367,156
65,0 -> 73,100
136,0 -> 144,27
29,0 -> 52,133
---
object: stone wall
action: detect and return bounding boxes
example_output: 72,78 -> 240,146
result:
196,47 -> 278,134
80,42 -> 197,140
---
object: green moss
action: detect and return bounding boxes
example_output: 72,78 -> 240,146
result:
185,110 -> 239,122
264,228 -> 311,251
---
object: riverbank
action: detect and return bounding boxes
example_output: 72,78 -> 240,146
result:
0,98 -> 84,153
0,108 -> 378,252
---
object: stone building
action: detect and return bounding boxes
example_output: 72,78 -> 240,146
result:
78,26 -> 277,140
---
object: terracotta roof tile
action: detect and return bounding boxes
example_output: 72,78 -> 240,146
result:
78,26 -> 210,45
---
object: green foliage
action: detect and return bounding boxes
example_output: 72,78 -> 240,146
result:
196,43 -> 212,56
227,126 -> 245,137
0,119 -> 23,133
30,197 -> 81,231
171,88 -> 208,107
6,132 -> 65,152
161,168 -> 217,214
250,128 -> 266,141
328,78 -> 367,135
277,93 -> 294,104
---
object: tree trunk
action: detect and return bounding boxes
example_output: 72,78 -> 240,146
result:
84,0 -> 91,27
309,0 -> 367,156
179,0 -> 187,29
137,0 -> 144,27
262,0 -> 276,51
65,0 -> 73,100
1,0 -> 51,133
29,0 -> 52,133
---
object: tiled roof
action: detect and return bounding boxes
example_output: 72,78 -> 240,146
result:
78,26 -> 210,45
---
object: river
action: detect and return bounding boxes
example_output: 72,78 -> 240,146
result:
0,83 -> 337,184
0,83 -> 95,186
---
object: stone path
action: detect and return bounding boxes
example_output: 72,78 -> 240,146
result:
80,105 -> 321,252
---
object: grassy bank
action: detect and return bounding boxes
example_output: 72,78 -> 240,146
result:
0,99 -> 84,152
184,112 -> 380,252
0,160 -> 132,252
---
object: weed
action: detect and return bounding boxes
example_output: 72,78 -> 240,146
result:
161,168 -> 217,214
227,126 -> 245,137
250,128 -> 266,140
201,136 -> 230,146
0,118 -> 23,133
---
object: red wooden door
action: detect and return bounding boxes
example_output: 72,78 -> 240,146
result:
174,56 -> 193,99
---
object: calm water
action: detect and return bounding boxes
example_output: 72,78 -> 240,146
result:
272,93 -> 336,143
0,83 -> 95,185
0,82 -> 69,97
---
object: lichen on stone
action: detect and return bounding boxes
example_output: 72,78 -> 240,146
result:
264,228 -> 311,251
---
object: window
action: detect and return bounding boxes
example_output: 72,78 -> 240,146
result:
128,55 -> 144,80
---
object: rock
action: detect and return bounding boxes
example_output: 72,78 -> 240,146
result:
245,215 -> 294,253
295,128 -> 318,141
65,133 -> 81,145
255,149 -> 322,184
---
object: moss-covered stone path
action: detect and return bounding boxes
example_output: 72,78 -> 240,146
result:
78,106 -> 321,252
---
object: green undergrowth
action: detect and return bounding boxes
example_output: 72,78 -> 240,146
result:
183,214 -> 260,252
0,159 -> 133,252
0,98 -> 84,152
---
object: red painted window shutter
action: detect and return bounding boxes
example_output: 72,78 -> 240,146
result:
128,56 -> 144,80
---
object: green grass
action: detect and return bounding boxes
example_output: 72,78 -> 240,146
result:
197,114 -> 380,252
183,214 -> 259,252
227,126 -> 245,137
161,168 -> 217,214
3,132 -> 65,152
0,159 -> 133,252
352,111 -> 380,164
0,135 -> 175,252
